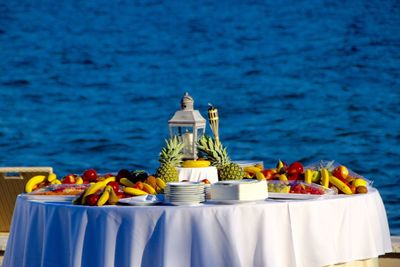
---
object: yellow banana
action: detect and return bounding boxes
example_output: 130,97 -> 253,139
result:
51,179 -> 62,185
123,187 -> 148,196
279,174 -> 288,182
320,168 -> 330,188
244,166 -> 262,175
311,170 -> 321,183
47,173 -> 57,182
143,183 -> 156,194
103,176 -> 116,184
75,177 -> 84,184
155,178 -> 166,189
353,178 -> 367,188
97,190 -> 110,206
155,185 -> 164,194
106,186 -> 120,205
304,169 -> 313,184
330,175 -> 353,194
254,164 -> 263,171
82,181 -> 108,204
25,175 -> 47,193
255,171 -> 266,181
181,160 -> 211,168
120,177 -> 135,187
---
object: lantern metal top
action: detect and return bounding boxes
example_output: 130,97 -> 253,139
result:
168,92 -> 206,126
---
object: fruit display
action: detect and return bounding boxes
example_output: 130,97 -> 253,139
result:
26,184 -> 90,196
155,136 -> 185,182
197,135 -> 245,180
249,159 -> 371,195
70,171 -> 167,206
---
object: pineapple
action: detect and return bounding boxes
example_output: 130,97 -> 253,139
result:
155,136 -> 185,182
197,135 -> 244,180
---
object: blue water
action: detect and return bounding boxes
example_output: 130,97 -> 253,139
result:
0,0 -> 399,234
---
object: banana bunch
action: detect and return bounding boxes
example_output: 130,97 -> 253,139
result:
25,173 -> 59,193
243,165 -> 266,181
74,177 -> 116,205
123,176 -> 166,196
181,160 -> 211,168
97,185 -> 120,206
304,165 -> 369,195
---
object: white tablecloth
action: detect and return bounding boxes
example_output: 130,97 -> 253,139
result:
3,189 -> 392,267
177,166 -> 219,183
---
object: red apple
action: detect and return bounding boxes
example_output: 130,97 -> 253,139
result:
62,174 -> 76,184
262,169 -> 276,180
107,181 -> 120,192
82,169 -> 98,182
85,194 -> 99,206
288,173 -> 300,181
201,179 -> 211,184
332,165 -> 349,180
287,162 -> 304,175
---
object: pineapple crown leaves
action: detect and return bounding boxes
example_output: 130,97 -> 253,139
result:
159,136 -> 185,166
197,135 -> 231,166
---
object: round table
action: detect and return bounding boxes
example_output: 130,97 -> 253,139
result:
3,189 -> 392,267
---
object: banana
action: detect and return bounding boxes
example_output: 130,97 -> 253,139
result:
330,175 -> 353,194
181,160 -> 211,168
51,179 -> 62,185
320,168 -> 330,188
353,178 -> 367,188
155,185 -> 164,194
75,177 -> 84,184
103,176 -> 116,184
106,186 -> 120,205
279,174 -> 288,182
123,187 -> 148,196
145,176 -> 157,189
25,175 -> 47,193
47,173 -> 57,182
276,160 -> 285,172
155,178 -> 166,189
82,181 -> 108,204
254,164 -> 263,171
97,189 -> 110,206
255,171 -> 266,181
304,169 -> 313,184
311,170 -> 321,183
143,183 -> 156,194
244,166 -> 262,176
120,178 -> 135,187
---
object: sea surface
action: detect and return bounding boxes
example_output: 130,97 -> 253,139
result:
0,0 -> 399,235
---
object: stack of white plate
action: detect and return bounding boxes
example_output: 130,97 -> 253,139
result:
165,182 -> 205,206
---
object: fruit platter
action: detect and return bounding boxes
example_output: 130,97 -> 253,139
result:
267,181 -> 334,200
24,184 -> 90,202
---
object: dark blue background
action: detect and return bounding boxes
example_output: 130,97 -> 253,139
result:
0,0 -> 399,234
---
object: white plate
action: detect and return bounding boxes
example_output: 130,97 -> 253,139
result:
118,195 -> 161,206
23,194 -> 77,202
268,192 -> 328,200
166,197 -> 205,202
167,182 -> 204,187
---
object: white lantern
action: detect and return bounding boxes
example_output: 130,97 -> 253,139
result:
168,92 -> 206,160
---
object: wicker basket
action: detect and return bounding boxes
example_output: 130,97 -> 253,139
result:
0,167 -> 53,232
